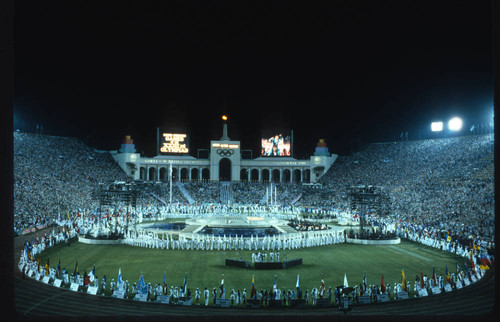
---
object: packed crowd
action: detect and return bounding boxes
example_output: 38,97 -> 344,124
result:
13,132 -> 129,233
308,134 -> 495,250
14,132 -> 494,256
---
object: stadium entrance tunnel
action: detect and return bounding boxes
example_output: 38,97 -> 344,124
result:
219,158 -> 231,181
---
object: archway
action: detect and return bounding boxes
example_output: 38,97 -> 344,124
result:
251,169 -> 259,181
272,169 -> 280,182
148,168 -> 157,181
219,158 -> 231,181
202,168 -> 210,181
180,168 -> 189,181
159,167 -> 168,182
262,169 -> 270,182
293,169 -> 302,183
140,167 -> 146,180
191,168 -> 199,181
304,169 -> 311,183
283,169 -> 291,182
240,169 -> 248,182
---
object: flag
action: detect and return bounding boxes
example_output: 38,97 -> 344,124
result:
470,251 -> 476,275
57,259 -> 61,277
273,275 -> 277,292
479,250 -> 492,269
445,265 -> 451,284
446,235 -> 452,242
432,267 -> 437,287
37,257 -> 41,273
319,274 -> 325,298
343,273 -> 349,288
182,273 -> 187,295
296,274 -> 301,294
74,260 -> 78,275
45,258 -> 50,275
251,275 -> 256,299
363,272 -> 367,292
380,274 -> 386,293
401,269 -> 407,291
117,268 -> 123,290
163,271 -> 166,285
220,274 -> 225,298
89,265 -> 95,283
464,262 -> 470,280
420,270 -> 425,289
84,273 -> 90,286
138,272 -> 147,294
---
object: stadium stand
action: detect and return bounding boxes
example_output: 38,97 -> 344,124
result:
13,132 -> 494,256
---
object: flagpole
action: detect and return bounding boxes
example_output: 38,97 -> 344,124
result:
169,163 -> 173,204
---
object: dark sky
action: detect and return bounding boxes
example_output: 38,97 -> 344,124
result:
14,0 -> 493,156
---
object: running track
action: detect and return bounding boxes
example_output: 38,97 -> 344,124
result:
11,228 -> 496,320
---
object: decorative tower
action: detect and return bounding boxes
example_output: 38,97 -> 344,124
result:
310,139 -> 338,182
119,135 -> 136,153
314,139 -> 329,156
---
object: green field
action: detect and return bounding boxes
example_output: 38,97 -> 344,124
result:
36,237 -> 465,300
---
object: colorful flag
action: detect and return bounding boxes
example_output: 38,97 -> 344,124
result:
401,269 -> 407,291
57,259 -> 61,277
273,275 -> 277,292
45,258 -> 50,275
180,273 -> 186,295
420,270 -> 425,289
445,265 -> 450,284
319,274 -> 325,298
219,274 -> 224,298
89,265 -> 95,283
117,268 -> 123,290
380,274 -> 386,293
84,273 -> 90,286
363,272 -> 367,292
470,251 -> 476,275
479,251 -> 492,269
74,260 -> 78,275
37,257 -> 41,273
138,272 -> 147,294
251,275 -> 256,299
296,274 -> 300,294
432,267 -> 437,287
464,262 -> 470,280
343,273 -> 349,288
163,271 -> 166,285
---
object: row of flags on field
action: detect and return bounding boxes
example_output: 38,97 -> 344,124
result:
31,255 -> 489,295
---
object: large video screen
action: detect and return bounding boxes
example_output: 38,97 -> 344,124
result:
261,133 -> 291,157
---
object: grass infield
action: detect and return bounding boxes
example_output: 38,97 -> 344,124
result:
36,236 -> 465,300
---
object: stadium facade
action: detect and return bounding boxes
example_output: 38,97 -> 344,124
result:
111,121 -> 337,183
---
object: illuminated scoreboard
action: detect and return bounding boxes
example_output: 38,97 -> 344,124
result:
160,133 -> 189,154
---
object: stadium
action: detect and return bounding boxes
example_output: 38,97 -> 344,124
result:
11,1 -> 495,319
13,117 -> 495,318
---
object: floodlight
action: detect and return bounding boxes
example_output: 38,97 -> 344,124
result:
448,117 -> 463,131
431,122 -> 443,132
222,115 -> 228,121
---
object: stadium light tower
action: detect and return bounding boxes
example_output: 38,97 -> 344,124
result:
448,117 -> 463,131
431,121 -> 443,132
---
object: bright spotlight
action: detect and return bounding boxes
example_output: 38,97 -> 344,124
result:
431,122 -> 443,132
448,117 -> 463,131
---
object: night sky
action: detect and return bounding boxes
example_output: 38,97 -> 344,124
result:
14,0 -> 493,156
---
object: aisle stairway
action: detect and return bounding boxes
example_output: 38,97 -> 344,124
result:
176,181 -> 196,204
